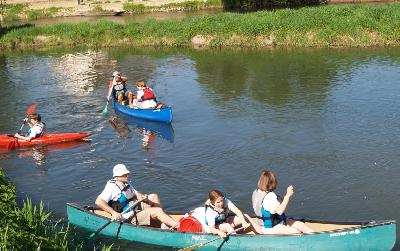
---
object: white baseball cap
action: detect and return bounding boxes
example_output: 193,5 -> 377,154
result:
113,164 -> 130,177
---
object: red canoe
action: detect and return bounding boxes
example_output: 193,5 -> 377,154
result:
0,133 -> 91,149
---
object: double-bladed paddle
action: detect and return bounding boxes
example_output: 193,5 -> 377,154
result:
178,226 -> 245,251
17,103 -> 37,134
86,197 -> 146,240
8,104 -> 37,150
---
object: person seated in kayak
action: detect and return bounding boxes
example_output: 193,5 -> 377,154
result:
252,170 -> 314,235
130,79 -> 159,109
107,71 -> 132,105
202,189 -> 265,238
95,164 -> 178,229
14,113 -> 46,142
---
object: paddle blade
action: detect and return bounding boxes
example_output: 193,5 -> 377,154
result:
102,107 -> 108,115
102,103 -> 109,115
178,245 -> 200,251
7,139 -> 17,151
26,103 -> 37,116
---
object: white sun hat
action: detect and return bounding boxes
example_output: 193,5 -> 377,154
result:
113,164 -> 130,177
112,71 -> 121,77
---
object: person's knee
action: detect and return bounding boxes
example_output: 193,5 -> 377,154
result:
148,193 -> 160,206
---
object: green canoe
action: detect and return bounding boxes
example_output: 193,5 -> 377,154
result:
67,203 -> 396,250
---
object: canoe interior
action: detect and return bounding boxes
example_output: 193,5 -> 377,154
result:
91,208 -> 361,234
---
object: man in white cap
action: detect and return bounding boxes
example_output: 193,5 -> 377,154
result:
95,164 -> 178,228
106,71 -> 130,104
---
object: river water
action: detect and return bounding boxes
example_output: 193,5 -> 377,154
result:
0,47 -> 399,249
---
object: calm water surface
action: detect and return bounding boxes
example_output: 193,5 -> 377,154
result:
0,47 -> 399,249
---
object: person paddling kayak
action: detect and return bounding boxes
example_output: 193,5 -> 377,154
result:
14,113 -> 46,142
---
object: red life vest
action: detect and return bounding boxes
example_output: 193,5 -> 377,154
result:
142,87 -> 156,101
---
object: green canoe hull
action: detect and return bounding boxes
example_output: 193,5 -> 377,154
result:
67,203 -> 396,250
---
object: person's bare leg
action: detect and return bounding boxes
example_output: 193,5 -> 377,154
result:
147,193 -> 161,207
287,219 -> 313,233
148,207 -> 177,228
243,214 -> 264,234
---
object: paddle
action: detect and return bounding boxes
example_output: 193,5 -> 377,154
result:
178,226 -> 245,251
9,104 -> 37,150
86,197 -> 145,240
103,83 -> 114,115
17,103 -> 37,134
102,100 -> 109,115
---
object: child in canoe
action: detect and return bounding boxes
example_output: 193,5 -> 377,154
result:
189,190 -> 263,238
14,113 -> 46,141
107,71 -> 132,105
252,170 -> 314,234
129,79 -> 161,109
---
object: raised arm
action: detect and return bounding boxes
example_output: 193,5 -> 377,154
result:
274,185 -> 294,215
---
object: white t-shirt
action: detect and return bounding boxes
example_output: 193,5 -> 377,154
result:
27,123 -> 44,139
98,180 -> 137,220
204,198 -> 234,228
262,191 -> 280,214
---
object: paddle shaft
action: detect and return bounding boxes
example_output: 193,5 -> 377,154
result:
87,198 -> 145,239
178,226 -> 245,251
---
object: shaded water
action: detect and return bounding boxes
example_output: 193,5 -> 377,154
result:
0,47 -> 399,249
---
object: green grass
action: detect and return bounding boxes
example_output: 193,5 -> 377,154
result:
123,0 -> 222,13
1,4 -> 63,22
1,3 -> 400,49
0,169 -> 114,250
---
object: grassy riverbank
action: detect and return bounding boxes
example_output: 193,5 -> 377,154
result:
0,169 -> 73,249
1,3 -> 399,49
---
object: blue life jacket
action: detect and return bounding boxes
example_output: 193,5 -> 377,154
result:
261,206 -> 286,228
107,180 -> 139,213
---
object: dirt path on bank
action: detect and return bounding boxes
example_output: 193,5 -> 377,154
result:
7,0 -> 186,16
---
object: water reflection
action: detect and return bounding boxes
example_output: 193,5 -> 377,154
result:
109,113 -> 174,150
0,141 -> 90,166
51,50 -> 114,95
192,49 -> 337,107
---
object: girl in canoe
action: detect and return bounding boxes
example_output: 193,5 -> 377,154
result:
252,170 -> 314,234
14,113 -> 46,141
202,190 -> 264,238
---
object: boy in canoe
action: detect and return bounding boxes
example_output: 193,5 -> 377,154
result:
95,164 -> 178,229
14,113 -> 46,141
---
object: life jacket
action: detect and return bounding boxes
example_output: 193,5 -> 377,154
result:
252,189 -> 286,228
142,87 -> 156,101
204,199 -> 230,226
107,179 -> 140,213
112,79 -> 127,97
26,122 -> 46,138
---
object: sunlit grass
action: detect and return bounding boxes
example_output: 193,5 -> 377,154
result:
1,3 -> 400,49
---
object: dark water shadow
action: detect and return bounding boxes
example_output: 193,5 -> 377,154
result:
0,23 -> 35,39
